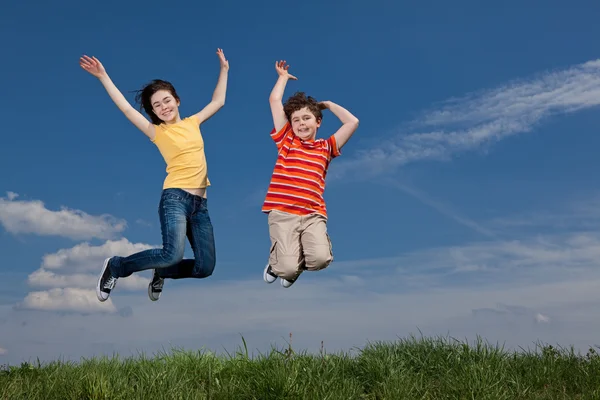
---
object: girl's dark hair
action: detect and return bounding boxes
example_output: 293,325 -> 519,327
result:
283,92 -> 326,122
133,79 -> 180,125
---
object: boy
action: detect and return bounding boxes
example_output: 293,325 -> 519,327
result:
262,60 -> 359,288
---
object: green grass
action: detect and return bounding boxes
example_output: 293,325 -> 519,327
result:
2,334 -> 600,399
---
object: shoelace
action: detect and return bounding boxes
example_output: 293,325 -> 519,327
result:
152,278 -> 164,289
103,276 -> 117,290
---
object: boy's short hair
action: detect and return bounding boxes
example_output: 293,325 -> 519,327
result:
283,92 -> 326,122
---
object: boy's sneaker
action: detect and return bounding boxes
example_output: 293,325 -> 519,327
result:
263,264 -> 277,284
96,257 -> 118,302
148,269 -> 164,301
281,276 -> 297,288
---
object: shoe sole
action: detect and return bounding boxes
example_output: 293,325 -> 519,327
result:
281,279 -> 294,288
148,287 -> 160,301
96,257 -> 111,302
148,281 -> 161,302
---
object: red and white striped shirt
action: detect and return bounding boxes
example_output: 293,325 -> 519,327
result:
262,122 -> 341,217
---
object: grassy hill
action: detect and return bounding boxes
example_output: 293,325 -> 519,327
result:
2,335 -> 600,399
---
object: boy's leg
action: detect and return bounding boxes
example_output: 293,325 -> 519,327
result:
154,196 -> 216,280
267,210 -> 304,282
97,189 -> 190,302
300,214 -> 333,272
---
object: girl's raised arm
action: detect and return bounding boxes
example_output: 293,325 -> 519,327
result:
193,48 -> 229,125
80,55 -> 156,140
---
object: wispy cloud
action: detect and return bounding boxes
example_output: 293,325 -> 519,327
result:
380,178 -> 497,238
489,194 -> 600,233
135,219 -> 152,228
0,192 -> 127,240
0,347 -> 6,356
333,59 -> 600,179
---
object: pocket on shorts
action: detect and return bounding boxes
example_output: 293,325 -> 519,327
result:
269,241 -> 278,265
326,233 -> 333,260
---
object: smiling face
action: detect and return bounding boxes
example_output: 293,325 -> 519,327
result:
290,107 -> 322,141
150,90 -> 180,124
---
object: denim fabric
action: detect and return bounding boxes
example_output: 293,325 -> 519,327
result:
109,188 -> 216,279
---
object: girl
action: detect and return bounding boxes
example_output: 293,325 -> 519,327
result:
79,49 -> 229,303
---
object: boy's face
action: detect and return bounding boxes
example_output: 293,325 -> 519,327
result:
290,107 -> 321,141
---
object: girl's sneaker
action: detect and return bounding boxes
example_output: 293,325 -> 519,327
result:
148,270 -> 164,301
97,257 -> 118,302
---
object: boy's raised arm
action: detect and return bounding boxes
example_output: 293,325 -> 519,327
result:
269,60 -> 297,132
194,48 -> 229,125
320,101 -> 359,151
80,55 -> 156,140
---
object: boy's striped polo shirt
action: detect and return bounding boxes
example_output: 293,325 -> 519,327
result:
262,122 -> 340,218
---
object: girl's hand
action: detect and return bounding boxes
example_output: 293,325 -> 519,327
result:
217,48 -> 229,71
275,60 -> 297,80
79,55 -> 107,79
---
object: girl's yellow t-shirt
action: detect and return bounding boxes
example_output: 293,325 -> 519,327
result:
150,115 -> 210,190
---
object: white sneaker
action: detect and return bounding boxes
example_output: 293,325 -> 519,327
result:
281,276 -> 297,288
263,264 -> 277,284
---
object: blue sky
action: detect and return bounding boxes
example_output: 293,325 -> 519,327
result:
2,0 -> 600,364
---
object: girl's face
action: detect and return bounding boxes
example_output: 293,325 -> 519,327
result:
150,90 -> 180,123
290,107 -> 321,140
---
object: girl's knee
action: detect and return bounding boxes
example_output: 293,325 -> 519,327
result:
192,265 -> 214,278
161,247 -> 184,267
191,257 -> 216,278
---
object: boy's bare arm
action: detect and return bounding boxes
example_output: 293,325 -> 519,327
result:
194,49 -> 229,125
320,101 -> 359,151
269,60 -> 297,132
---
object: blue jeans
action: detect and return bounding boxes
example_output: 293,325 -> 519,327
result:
109,188 -> 216,279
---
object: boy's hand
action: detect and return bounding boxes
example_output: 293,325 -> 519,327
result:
80,55 -> 107,79
217,48 -> 229,71
318,101 -> 331,110
275,60 -> 297,80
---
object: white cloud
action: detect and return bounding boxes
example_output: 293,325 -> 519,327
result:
21,239 -> 155,314
0,191 -> 157,315
15,288 -> 117,314
5,192 -> 600,365
0,192 -> 126,240
2,215 -> 600,366
333,59 -> 600,179
27,269 -> 148,291
0,347 -> 6,356
41,239 -> 153,272
1,257 -> 600,366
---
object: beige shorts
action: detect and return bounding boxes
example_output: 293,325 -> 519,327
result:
267,209 -> 333,281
